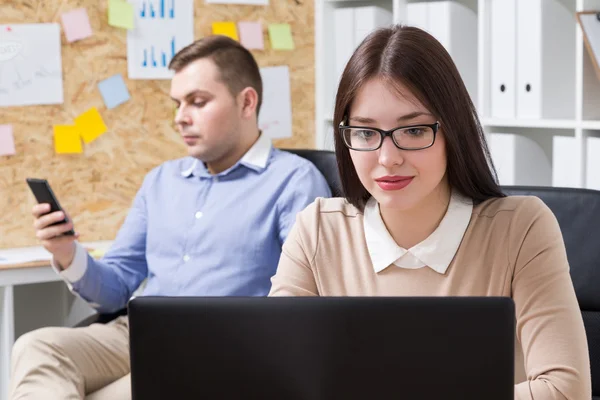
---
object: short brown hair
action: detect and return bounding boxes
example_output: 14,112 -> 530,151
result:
169,35 -> 263,116
334,25 -> 504,210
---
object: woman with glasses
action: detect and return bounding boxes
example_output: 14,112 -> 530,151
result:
269,25 -> 590,398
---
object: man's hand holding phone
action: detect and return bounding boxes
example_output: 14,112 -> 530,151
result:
26,178 -> 80,270
32,203 -> 79,269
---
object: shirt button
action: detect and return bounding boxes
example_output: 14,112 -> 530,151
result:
195,211 -> 203,219
183,255 -> 190,262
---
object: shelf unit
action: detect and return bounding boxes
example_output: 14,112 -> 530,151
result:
315,0 -> 600,189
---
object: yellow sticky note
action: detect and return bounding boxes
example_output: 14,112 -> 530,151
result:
75,107 -> 108,144
212,22 -> 239,41
54,126 -> 83,154
268,23 -> 295,50
108,0 -> 134,30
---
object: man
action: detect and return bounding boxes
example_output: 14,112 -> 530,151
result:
10,36 -> 330,399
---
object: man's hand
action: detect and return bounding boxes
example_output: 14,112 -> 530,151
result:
32,203 -> 79,269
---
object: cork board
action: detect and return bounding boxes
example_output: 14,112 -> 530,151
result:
0,0 -> 315,249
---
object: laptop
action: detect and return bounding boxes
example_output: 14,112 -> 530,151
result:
128,296 -> 515,400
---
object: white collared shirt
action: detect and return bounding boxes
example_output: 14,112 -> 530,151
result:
363,191 -> 473,274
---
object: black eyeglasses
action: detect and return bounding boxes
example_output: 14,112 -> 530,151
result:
339,121 -> 440,151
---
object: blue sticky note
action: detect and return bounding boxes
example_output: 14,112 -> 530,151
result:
98,74 -> 131,109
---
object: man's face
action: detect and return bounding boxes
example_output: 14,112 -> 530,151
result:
170,58 -> 241,162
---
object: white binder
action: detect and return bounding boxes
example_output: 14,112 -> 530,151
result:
435,1 -> 477,106
426,2 -> 452,54
332,6 -> 392,116
353,6 -> 393,48
490,0 -> 516,119
516,0 -> 574,119
404,1 -> 477,105
552,136 -> 582,188
586,136 -> 600,190
333,7 -> 355,115
334,8 -> 355,87
489,133 -> 551,186
334,6 -> 392,82
405,2 -> 428,31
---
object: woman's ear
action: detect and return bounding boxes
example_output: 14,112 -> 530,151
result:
239,87 -> 259,120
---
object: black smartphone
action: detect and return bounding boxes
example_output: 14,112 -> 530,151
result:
26,178 -> 75,236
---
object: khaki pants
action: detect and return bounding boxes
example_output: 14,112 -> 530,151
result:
9,316 -> 131,400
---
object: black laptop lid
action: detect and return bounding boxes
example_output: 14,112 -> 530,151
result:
129,296 -> 515,400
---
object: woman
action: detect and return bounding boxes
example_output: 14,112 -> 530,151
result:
269,25 -> 591,398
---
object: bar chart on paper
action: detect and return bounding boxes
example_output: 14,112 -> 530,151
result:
141,37 -> 176,68
127,0 -> 194,79
139,0 -> 176,19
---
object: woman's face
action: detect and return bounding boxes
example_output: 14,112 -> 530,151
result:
347,77 -> 449,211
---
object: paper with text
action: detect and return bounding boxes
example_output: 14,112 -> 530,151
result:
0,24 -> 64,107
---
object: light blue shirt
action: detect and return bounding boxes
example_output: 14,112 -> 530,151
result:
58,134 -> 331,313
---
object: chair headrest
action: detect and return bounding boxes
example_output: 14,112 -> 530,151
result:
281,149 -> 343,197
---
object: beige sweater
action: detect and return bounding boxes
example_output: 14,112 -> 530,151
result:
270,196 -> 591,400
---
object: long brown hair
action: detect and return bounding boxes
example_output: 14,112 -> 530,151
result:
334,25 -> 504,210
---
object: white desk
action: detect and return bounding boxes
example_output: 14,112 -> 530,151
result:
0,241 -> 113,400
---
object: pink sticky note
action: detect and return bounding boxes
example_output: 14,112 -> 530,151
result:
238,22 -> 264,50
61,8 -> 93,43
0,125 -> 16,156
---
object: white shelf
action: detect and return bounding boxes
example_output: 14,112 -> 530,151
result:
482,118 -> 578,130
483,118 -> 600,130
581,120 -> 600,130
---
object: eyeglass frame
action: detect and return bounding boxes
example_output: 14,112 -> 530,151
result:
338,120 -> 440,151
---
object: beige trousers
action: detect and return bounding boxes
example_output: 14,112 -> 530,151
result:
9,316 -> 131,400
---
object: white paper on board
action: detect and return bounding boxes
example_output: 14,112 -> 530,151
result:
127,0 -> 195,80
259,66 -> 293,139
0,23 -> 64,107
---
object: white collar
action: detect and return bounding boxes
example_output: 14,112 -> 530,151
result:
364,191 -> 473,274
181,133 -> 272,177
239,132 -> 272,170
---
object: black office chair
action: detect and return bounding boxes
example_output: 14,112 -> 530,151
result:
75,148 -> 342,327
281,148 -> 342,197
502,186 -> 600,399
